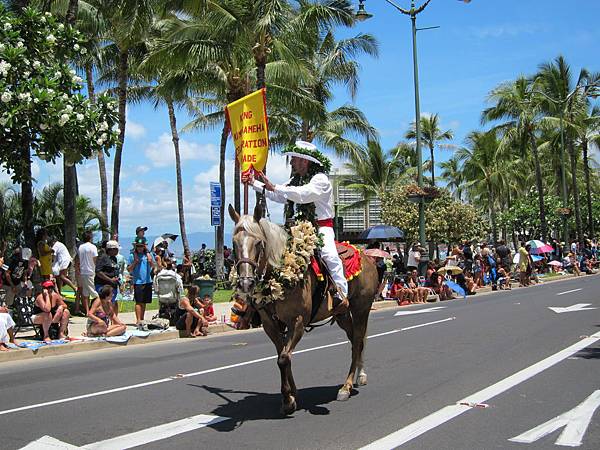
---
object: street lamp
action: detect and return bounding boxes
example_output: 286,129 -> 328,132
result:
355,0 -> 435,274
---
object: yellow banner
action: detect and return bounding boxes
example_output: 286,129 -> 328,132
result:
225,88 -> 269,175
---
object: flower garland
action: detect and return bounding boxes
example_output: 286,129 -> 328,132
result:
230,221 -> 321,304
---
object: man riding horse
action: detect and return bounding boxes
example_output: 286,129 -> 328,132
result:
241,140 -> 348,314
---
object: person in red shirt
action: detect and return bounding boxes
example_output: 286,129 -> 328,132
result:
200,294 -> 217,323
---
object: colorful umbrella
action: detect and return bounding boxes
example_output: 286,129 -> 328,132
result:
364,248 -> 391,259
438,266 -> 463,275
359,225 -> 404,241
549,260 -> 563,267
526,239 -> 553,255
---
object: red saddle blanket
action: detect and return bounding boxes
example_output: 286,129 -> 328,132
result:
310,242 -> 362,281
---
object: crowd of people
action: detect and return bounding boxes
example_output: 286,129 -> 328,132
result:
0,225 -> 219,349
375,237 -> 599,305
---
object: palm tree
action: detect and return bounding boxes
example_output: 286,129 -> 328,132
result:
405,113 -> 454,186
457,130 -> 506,243
439,155 -> 463,200
535,56 -> 597,245
94,0 -> 157,235
483,76 -> 548,240
341,140 -> 401,229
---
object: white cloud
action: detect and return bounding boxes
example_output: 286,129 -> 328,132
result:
126,117 -> 147,139
145,133 -> 218,168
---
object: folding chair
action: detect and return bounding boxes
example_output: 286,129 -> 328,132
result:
12,295 -> 42,339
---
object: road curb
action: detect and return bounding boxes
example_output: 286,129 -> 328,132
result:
1,274 -> 593,363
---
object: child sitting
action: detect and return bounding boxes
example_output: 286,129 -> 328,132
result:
86,285 -> 126,337
200,294 -> 217,323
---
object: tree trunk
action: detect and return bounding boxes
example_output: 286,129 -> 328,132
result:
429,143 -> 435,186
65,0 -> 79,24
216,122 -> 228,279
21,146 -> 35,249
569,140 -> 583,246
488,182 -> 497,244
582,138 -> 594,238
167,99 -> 190,256
301,119 -> 310,141
61,0 -> 79,263
530,135 -> 548,241
85,63 -> 109,240
110,49 -> 128,235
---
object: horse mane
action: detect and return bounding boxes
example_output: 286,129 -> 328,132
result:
235,215 -> 288,268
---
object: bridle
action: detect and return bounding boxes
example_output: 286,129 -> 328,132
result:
235,232 -> 268,284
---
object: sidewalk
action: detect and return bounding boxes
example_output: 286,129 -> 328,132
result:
0,272 -> 591,363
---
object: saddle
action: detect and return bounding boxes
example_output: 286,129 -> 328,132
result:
310,241 -> 362,282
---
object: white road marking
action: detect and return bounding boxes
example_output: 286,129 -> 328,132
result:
0,317 -> 456,416
394,306 -> 446,316
20,414 -> 228,450
556,288 -> 582,296
548,303 -> 597,314
359,332 -> 600,450
509,390 -> 600,447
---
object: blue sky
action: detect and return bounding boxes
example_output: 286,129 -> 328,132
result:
8,0 -> 600,244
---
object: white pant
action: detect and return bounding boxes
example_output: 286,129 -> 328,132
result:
0,313 -> 16,344
319,226 -> 348,297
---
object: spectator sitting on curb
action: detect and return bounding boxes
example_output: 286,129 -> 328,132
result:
0,305 -> 17,351
200,294 -> 217,323
230,294 -> 249,329
32,281 -> 53,342
86,285 -> 126,337
175,285 -> 208,337
46,281 -> 71,339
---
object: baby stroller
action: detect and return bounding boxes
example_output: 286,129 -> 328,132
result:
153,271 -> 181,325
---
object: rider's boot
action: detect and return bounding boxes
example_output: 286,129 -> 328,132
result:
331,291 -> 349,315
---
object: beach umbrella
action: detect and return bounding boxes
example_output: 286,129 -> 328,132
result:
359,225 -> 404,241
531,255 -> 543,262
549,260 -> 563,267
364,248 -> 391,259
445,279 -> 466,299
526,239 -> 553,255
438,266 -> 463,275
153,233 -> 178,250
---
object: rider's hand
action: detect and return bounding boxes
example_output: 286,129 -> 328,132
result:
241,172 -> 255,185
259,175 -> 275,192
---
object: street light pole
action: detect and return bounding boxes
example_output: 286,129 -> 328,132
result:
357,0 -> 432,262
409,4 -> 427,252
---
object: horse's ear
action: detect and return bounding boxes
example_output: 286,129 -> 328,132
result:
253,203 -> 263,223
228,204 -> 240,224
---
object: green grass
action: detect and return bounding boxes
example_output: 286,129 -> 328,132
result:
60,287 -> 233,314
213,289 -> 234,303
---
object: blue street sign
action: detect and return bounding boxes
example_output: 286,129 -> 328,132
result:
211,206 -> 221,227
210,182 -> 221,207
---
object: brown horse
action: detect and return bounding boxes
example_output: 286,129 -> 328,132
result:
229,204 -> 380,415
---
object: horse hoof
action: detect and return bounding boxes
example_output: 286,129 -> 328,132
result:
357,373 -> 368,386
337,389 -> 350,401
281,397 -> 297,415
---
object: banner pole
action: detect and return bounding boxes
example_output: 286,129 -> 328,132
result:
243,184 -> 248,214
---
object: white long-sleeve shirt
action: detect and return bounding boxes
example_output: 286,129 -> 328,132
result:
252,173 -> 334,220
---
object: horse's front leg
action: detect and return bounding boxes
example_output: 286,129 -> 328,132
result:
257,310 -> 292,413
278,314 -> 305,415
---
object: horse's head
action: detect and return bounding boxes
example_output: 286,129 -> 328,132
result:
229,203 -> 266,295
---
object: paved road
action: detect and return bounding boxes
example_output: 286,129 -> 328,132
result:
2,275 -> 600,449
